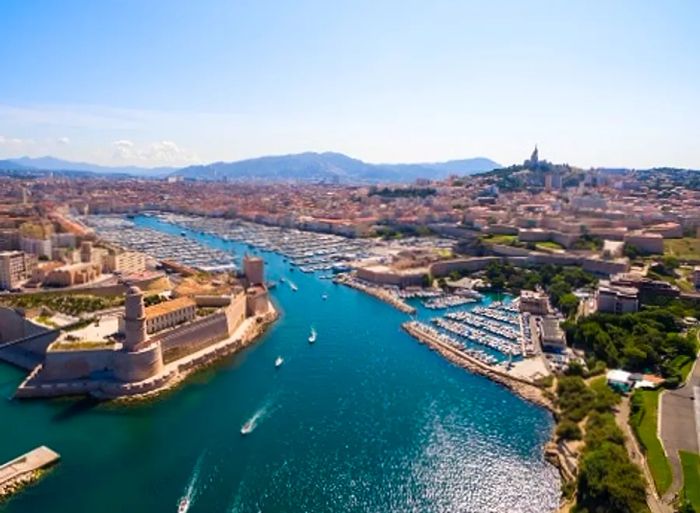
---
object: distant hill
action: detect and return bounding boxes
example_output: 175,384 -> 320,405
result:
0,159 -> 30,171
1,152 -> 500,182
8,156 -> 175,177
173,152 -> 500,182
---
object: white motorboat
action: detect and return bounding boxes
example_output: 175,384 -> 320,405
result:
241,420 -> 254,435
308,327 -> 317,343
275,356 -> 284,368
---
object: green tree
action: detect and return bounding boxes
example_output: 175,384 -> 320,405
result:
556,419 -> 582,441
559,293 -> 580,318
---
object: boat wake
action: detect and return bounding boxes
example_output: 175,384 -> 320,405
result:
178,452 -> 205,513
241,398 -> 277,436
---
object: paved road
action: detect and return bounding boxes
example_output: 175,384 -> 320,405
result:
660,355 -> 700,503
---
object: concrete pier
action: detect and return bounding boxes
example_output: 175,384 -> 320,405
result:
0,446 -> 60,498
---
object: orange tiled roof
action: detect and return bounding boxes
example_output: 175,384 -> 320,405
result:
145,297 -> 195,318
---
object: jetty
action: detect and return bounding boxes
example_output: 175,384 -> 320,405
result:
338,277 -> 416,314
0,446 -> 60,499
402,321 -> 553,411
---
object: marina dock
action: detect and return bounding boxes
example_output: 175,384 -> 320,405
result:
0,446 -> 60,498
402,321 -> 553,411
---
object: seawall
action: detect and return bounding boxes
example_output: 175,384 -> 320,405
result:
338,277 -> 416,315
401,321 -> 553,411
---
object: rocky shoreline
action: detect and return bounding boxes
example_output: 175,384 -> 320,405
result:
0,470 -> 44,501
337,276 -> 417,314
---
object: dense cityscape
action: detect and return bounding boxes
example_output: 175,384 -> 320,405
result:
2,1 -> 700,513
0,146 -> 699,512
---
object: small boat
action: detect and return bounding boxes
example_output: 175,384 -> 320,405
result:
178,497 -> 189,513
180,231 -> 186,236
308,327 -> 317,343
321,293 -> 328,300
241,420 -> 254,436
290,283 -> 298,292
275,356 -> 284,368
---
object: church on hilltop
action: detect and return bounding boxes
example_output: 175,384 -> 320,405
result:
523,145 -> 540,170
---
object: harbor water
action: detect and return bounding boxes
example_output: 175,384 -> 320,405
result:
0,215 -> 560,513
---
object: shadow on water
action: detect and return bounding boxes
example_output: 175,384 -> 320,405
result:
51,396 -> 101,422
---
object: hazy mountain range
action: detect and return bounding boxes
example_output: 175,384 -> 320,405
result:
4,156 -> 176,177
0,152 -> 501,182
173,152 -> 501,182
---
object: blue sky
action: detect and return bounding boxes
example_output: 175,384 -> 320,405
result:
1,0 -> 698,168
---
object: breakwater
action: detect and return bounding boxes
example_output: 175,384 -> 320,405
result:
337,275 -> 417,314
402,321 -> 554,411
0,446 -> 60,500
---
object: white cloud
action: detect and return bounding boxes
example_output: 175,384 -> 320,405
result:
56,136 -> 70,145
112,139 -> 136,160
111,139 -> 197,166
0,135 -> 29,146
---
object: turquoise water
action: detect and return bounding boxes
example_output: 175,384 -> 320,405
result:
0,215 -> 559,513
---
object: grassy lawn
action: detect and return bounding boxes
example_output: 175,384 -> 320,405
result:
630,389 -> 673,495
481,234 -> 518,245
536,241 -> 564,251
34,315 -> 58,328
670,354 -> 696,383
665,238 -> 700,262
680,451 -> 700,511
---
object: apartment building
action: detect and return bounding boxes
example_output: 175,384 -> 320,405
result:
0,251 -> 37,290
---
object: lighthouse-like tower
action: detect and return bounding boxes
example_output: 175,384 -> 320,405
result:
123,285 -> 148,350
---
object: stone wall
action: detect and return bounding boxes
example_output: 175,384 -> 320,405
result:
40,348 -> 115,381
429,257 -> 501,277
491,244 -> 532,257
246,288 -> 269,317
154,312 -> 230,362
112,343 -> 164,382
355,267 -> 425,287
0,308 -> 60,369
226,293 -> 247,332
